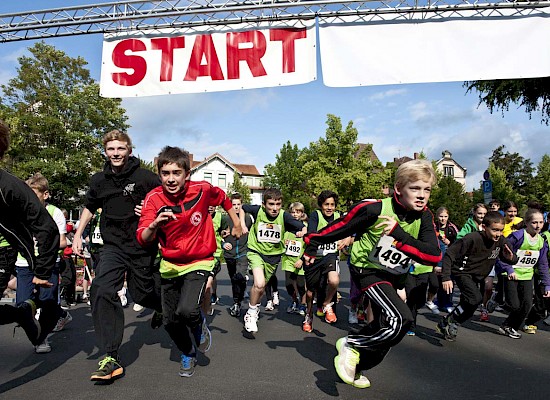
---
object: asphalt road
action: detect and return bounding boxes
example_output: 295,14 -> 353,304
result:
1,266 -> 549,400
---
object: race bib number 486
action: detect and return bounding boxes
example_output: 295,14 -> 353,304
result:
368,235 -> 412,274
515,249 -> 539,268
257,223 -> 282,244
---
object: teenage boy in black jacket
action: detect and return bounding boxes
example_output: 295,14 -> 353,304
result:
72,130 -> 162,382
0,120 -> 59,346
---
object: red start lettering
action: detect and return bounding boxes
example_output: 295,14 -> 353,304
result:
110,28 -> 307,86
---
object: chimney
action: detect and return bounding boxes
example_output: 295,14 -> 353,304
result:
413,152 -> 419,159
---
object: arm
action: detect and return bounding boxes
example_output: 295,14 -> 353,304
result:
72,208 -> 94,257
283,211 -> 305,235
441,236 -> 471,282
456,221 -> 473,240
496,232 -> 521,276
390,209 -> 441,265
226,207 -> 242,239
536,240 -> 550,293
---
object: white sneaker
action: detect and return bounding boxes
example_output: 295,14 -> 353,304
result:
334,337 -> 360,385
52,312 -> 73,332
348,309 -> 359,324
118,287 -> 128,307
35,338 -> 51,354
133,303 -> 144,312
272,291 -> 280,306
425,301 -> 440,315
353,370 -> 371,389
244,310 -> 259,333
265,300 -> 274,311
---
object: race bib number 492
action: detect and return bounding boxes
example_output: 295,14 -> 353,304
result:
368,235 -> 412,274
257,223 -> 282,244
285,239 -> 302,256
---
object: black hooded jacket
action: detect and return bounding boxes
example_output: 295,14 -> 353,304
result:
0,169 -> 60,280
85,156 -> 160,256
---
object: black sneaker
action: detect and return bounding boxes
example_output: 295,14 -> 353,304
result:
16,300 -> 41,345
498,325 -> 522,339
210,294 -> 218,306
60,298 -> 70,310
437,318 -> 458,341
151,310 -> 163,329
90,356 -> 124,381
229,303 -> 241,317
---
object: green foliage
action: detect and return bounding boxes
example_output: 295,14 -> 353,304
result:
429,176 -> 472,227
464,78 -> 550,125
531,155 -> 550,210
489,145 -> 534,197
472,163 -> 525,207
227,172 -> 252,204
0,42 -> 128,209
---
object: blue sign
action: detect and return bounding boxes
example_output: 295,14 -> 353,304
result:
483,170 -> 490,180
482,180 -> 492,193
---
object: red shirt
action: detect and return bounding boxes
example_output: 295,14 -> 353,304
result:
137,181 -> 232,266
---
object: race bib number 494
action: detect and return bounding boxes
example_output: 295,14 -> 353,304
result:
368,235 -> 412,274
257,223 -> 282,244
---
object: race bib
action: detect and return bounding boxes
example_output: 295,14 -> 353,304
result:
515,249 -> 539,268
318,242 -> 338,256
285,239 -> 302,257
91,226 -> 104,245
257,223 -> 282,244
368,235 -> 412,275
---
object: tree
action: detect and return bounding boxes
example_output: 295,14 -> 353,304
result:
0,42 -> 128,209
472,163 -> 523,206
464,78 -> 550,125
429,176 -> 472,227
531,154 -> 550,210
489,145 -> 534,197
299,114 -> 387,207
263,141 -> 312,211
226,172 -> 251,204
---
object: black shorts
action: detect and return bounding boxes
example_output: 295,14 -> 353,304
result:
304,255 -> 338,292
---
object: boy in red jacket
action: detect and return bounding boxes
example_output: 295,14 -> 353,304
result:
137,146 -> 241,378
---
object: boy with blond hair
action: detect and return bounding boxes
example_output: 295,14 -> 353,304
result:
304,159 -> 441,388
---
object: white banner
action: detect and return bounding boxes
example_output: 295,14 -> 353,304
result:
100,22 -> 317,97
319,11 -> 550,87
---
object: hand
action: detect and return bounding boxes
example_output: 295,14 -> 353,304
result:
72,236 -> 84,257
295,227 -> 307,238
221,229 -> 230,238
32,276 -> 53,288
503,243 -> 514,260
134,200 -> 144,217
508,272 -> 518,280
338,236 -> 353,250
294,259 -> 303,269
443,238 -> 450,246
303,254 -> 314,266
434,266 -> 442,275
223,242 -> 233,251
442,280 -> 453,295
375,215 -> 398,236
231,225 -> 242,239
149,211 -> 177,230
241,225 -> 249,235
544,291 -> 550,298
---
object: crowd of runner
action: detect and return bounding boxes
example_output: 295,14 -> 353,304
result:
1,121 -> 549,389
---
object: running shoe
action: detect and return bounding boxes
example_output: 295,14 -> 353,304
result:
324,302 -> 337,324
425,301 -> 440,315
479,310 -> 489,322
272,291 -> 280,306
315,308 -> 325,318
436,318 -> 458,341
244,309 -> 259,333
486,298 -> 497,313
353,371 -> 371,389
15,300 -> 41,345
286,301 -> 299,314
230,303 -> 241,317
265,300 -> 274,311
60,298 -> 70,310
35,338 -> 52,354
499,326 -> 522,339
151,310 -> 164,329
406,330 -> 416,336
298,304 -> 307,316
52,312 -> 73,332
210,294 -> 218,306
522,325 -> 537,334
90,356 -> 124,381
302,314 -> 313,332
348,308 -> 359,324
179,352 -> 196,377
118,287 -> 128,308
198,319 -> 212,353
133,303 -> 144,312
334,337 -> 360,385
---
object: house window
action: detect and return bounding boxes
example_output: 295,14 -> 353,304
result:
204,172 -> 212,183
218,173 -> 226,187
443,165 -> 454,177
246,177 -> 254,186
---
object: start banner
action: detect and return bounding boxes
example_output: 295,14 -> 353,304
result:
100,22 -> 317,97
